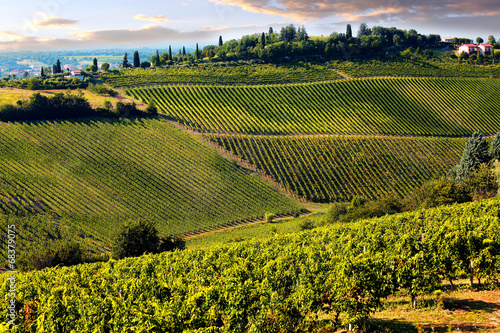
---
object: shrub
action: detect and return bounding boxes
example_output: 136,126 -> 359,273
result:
420,179 -> 471,209
146,99 -> 158,115
265,213 -> 275,223
464,163 -> 498,201
324,202 -> 348,223
112,219 -> 159,259
158,235 -> 186,252
298,218 -> 315,231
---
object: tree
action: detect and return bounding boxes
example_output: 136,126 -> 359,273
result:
487,35 -> 496,45
112,219 -> 159,259
476,37 -> 484,44
420,179 -> 471,209
56,59 -> 62,73
156,49 -> 160,65
346,24 -> 353,39
269,27 -> 274,35
88,64 -> 97,73
146,99 -> 158,115
182,46 -> 186,56
93,58 -> 98,69
261,32 -> 266,47
122,53 -> 130,68
133,51 -> 140,68
101,63 -> 110,71
40,67 -> 44,77
455,132 -> 491,181
219,35 -> 223,47
357,22 -> 371,37
195,43 -> 199,60
140,61 -> 151,69
168,45 -> 172,61
23,71 -> 29,78
489,133 -> 500,161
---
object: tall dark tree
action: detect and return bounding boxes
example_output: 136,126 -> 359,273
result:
40,67 -> 44,77
168,45 -> 172,61
269,27 -> 274,34
122,53 -> 130,68
489,133 -> 500,161
261,32 -> 266,47
133,51 -> 140,68
56,59 -> 62,73
219,35 -> 223,47
93,58 -> 98,69
182,46 -> 186,56
357,22 -> 371,37
346,24 -> 353,39
156,49 -> 160,65
52,65 -> 57,74
455,132 -> 491,181
195,43 -> 199,59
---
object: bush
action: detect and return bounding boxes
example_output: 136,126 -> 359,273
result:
146,99 -> 158,115
112,219 -> 159,259
324,202 -> 348,223
158,235 -> 186,252
298,218 -> 315,231
420,179 -> 471,209
464,163 -> 498,201
87,83 -> 117,97
265,213 -> 275,223
116,101 -> 141,118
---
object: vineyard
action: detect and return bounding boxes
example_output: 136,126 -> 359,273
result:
0,119 -> 299,254
2,197 -> 499,331
126,77 -> 500,136
329,58 -> 500,78
208,134 -> 467,202
101,64 -> 342,87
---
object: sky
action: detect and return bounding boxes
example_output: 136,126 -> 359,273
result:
0,0 -> 498,52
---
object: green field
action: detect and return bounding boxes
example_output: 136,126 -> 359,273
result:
2,197 -> 499,331
127,77 -> 500,136
330,58 -> 500,78
209,134 -> 466,202
0,118 -> 299,260
102,64 -> 342,87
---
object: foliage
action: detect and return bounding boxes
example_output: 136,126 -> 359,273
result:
2,197 -> 499,331
489,132 -> 500,161
0,91 -> 95,122
86,83 -> 117,96
145,99 -> 158,115
264,213 -> 275,223
101,62 -> 110,71
455,132 -> 491,182
298,218 -> 316,230
112,219 -> 160,259
420,179 -> 471,209
464,163 -> 499,201
129,78 -> 500,136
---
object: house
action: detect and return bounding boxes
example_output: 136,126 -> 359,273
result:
478,44 -> 493,55
457,43 -> 493,55
64,70 -> 85,81
441,37 -> 453,43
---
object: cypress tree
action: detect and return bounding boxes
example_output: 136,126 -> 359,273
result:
455,132 -> 491,181
52,65 -> 56,74
182,46 -> 186,56
122,53 -> 130,68
156,49 -> 160,65
133,51 -> 140,68
56,59 -> 62,73
168,46 -> 172,61
93,58 -> 98,69
41,67 -> 44,77
269,27 -> 273,34
195,43 -> 199,60
261,32 -> 266,47
179,49 -> 182,56
489,132 -> 500,161
219,35 -> 223,47
346,24 -> 352,39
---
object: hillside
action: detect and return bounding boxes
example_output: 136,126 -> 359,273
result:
2,197 -> 498,332
127,77 -> 500,136
209,134 -> 466,201
0,118 -> 300,263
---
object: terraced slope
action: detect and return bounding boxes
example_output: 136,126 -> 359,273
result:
208,134 -> 466,202
102,64 -> 342,87
127,77 -> 500,136
0,119 -> 300,244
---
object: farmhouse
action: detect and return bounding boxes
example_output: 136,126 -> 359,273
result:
64,70 -> 85,81
457,43 -> 493,55
441,37 -> 453,43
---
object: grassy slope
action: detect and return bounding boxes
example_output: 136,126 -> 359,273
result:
2,197 -> 498,332
0,118 -> 299,264
127,77 -> 500,136
0,87 -> 143,110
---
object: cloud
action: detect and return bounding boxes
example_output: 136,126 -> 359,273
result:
0,25 -> 271,51
34,17 -> 79,28
207,0 -> 500,25
134,14 -> 169,23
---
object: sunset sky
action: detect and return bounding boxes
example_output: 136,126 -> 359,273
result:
0,0 -> 498,51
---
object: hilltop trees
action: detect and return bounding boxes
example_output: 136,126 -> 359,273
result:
93,58 -> 98,68
101,62 -> 110,71
476,37 -> 484,44
346,24 -> 353,39
454,132 -> 490,181
219,35 -> 223,47
357,22 -> 371,37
